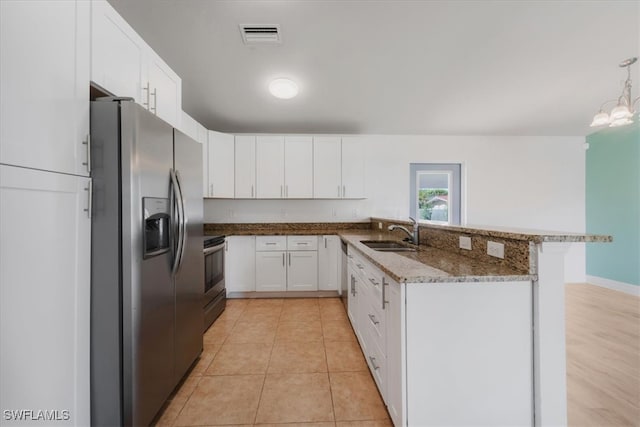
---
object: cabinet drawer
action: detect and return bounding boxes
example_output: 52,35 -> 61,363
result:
256,235 -> 287,251
363,326 -> 387,401
287,235 -> 318,251
362,297 -> 386,355
348,249 -> 367,279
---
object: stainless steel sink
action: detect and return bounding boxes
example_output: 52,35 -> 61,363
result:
360,240 -> 417,252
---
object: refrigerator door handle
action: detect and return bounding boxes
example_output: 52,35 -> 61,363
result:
175,170 -> 188,272
170,169 -> 184,276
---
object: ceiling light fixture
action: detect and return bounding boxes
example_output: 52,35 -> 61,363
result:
269,78 -> 299,99
590,57 -> 639,128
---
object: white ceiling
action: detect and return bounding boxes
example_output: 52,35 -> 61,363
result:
109,0 -> 639,136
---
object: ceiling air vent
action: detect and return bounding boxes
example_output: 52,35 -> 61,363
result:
240,24 -> 282,45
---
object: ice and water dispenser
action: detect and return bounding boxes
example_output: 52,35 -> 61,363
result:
143,197 -> 170,258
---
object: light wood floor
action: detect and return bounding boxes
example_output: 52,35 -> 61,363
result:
566,283 -> 640,427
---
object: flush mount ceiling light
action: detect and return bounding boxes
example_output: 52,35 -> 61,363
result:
590,57 -> 639,128
269,78 -> 299,99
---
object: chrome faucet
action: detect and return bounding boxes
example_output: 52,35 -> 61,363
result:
388,217 -> 420,245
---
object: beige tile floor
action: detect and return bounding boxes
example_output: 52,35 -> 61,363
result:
153,298 -> 391,426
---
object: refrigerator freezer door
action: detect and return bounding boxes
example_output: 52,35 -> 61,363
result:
120,101 -> 176,426
173,129 -> 204,383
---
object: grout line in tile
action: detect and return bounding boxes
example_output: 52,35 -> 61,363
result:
253,343 -> 276,425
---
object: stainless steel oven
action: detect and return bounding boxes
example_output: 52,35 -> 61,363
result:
203,235 -> 226,331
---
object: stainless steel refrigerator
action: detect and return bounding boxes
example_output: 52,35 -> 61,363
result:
90,99 -> 203,426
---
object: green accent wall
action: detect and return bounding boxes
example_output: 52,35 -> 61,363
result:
586,120 -> 640,286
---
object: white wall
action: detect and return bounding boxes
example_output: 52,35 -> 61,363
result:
205,134 -> 586,281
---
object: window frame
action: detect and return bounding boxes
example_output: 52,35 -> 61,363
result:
409,163 -> 462,225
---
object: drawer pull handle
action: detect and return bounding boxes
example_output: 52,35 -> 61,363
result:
368,313 -> 379,325
369,356 -> 380,370
265,242 -> 277,245
356,263 -> 364,269
368,277 -> 379,286
382,277 -> 389,310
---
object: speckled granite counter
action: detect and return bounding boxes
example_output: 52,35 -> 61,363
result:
370,217 -> 613,244
340,232 -> 534,283
205,221 -> 370,236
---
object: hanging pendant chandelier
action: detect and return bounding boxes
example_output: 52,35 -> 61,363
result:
590,57 -> 639,128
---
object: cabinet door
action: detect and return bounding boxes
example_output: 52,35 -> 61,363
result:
319,236 -> 340,291
354,276 -> 369,351
200,126 -> 209,197
386,278 -> 405,427
208,131 -> 235,198
226,236 -> 256,292
1,0 -> 90,176
180,111 -> 200,142
91,0 -> 144,104
287,251 -> 318,291
347,269 -> 359,328
146,51 -> 182,128
284,136 -> 313,198
255,251 -> 287,292
341,137 -> 365,199
0,165 -> 91,425
313,137 -> 342,199
234,136 -> 256,198
256,136 -> 285,198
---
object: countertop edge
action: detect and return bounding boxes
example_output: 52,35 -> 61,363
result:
340,233 -> 536,284
370,217 -> 613,243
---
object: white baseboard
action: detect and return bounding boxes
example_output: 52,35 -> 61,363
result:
585,275 -> 640,296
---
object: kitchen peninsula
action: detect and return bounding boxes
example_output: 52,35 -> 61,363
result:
209,218 -> 611,427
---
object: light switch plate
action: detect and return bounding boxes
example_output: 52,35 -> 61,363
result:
459,236 -> 472,250
487,241 -> 505,259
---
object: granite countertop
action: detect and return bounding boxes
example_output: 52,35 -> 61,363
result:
205,222 -> 370,236
340,231 -> 535,284
370,217 -> 612,243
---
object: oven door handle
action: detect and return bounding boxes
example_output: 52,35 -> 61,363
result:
204,242 -> 225,255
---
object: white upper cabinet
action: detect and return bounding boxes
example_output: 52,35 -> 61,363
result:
144,51 -> 182,128
1,0 -> 90,176
91,0 -> 144,103
341,137 -> 366,199
207,131 -> 235,198
180,112 -> 209,196
313,137 -> 342,199
256,136 -> 285,198
284,136 -> 313,198
91,0 -> 182,128
234,136 -> 256,198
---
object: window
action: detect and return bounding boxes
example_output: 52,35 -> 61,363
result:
410,163 -> 461,225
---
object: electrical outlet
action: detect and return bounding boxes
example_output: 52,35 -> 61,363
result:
378,222 -> 382,230
487,241 -> 505,259
459,236 -> 472,250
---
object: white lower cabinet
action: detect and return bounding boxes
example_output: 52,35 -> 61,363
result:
0,165 -> 91,426
255,251 -> 287,292
318,235 -> 340,291
254,236 -> 319,292
385,278 -> 405,427
346,244 -> 533,427
225,236 -> 256,292
226,235 -> 340,296
287,252 -> 318,291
